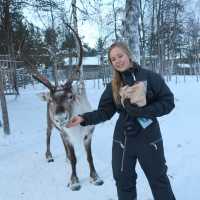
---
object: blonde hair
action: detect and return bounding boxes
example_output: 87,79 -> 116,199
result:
108,42 -> 133,105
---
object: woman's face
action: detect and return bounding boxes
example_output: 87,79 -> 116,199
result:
109,47 -> 131,72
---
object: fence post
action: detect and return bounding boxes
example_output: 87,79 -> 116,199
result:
0,69 -> 10,135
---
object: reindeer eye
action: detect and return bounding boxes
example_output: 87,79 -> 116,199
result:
68,94 -> 73,99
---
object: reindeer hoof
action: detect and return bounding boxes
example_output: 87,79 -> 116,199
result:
47,157 -> 54,162
68,182 -> 81,191
90,177 -> 104,186
46,154 -> 54,162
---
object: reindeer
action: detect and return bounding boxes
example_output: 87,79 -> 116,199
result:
23,24 -> 103,191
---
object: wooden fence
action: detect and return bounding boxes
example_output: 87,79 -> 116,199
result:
39,64 -> 112,85
0,60 -> 112,95
0,58 -> 33,95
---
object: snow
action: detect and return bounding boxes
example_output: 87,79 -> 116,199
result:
64,56 -> 100,65
0,76 -> 200,200
177,63 -> 191,68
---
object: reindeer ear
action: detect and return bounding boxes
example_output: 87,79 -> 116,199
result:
37,92 -> 51,102
64,81 -> 73,90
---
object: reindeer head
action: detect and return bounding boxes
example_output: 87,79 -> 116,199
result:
38,82 -> 76,126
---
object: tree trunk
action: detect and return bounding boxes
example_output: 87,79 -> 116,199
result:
122,0 -> 140,64
71,0 -> 82,81
0,69 -> 10,135
72,0 -> 78,33
139,0 -> 147,66
112,0 -> 119,40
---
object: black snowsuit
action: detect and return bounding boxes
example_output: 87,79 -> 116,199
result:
80,66 -> 176,200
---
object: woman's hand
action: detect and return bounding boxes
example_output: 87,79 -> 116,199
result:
119,85 -> 129,105
66,116 -> 84,128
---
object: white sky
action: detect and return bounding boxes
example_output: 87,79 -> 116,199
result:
78,22 -> 99,48
23,0 -> 112,48
23,7 -> 100,48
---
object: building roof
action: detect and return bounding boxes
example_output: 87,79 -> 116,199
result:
64,56 -> 100,65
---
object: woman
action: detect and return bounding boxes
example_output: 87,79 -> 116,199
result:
67,42 -> 176,200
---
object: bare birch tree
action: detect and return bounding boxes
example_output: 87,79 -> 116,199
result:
122,0 -> 140,64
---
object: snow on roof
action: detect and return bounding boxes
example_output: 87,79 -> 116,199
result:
177,64 -> 191,68
64,56 -> 100,65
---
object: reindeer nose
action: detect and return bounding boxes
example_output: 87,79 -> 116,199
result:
55,113 -> 69,126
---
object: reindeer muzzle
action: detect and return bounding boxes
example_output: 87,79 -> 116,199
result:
54,113 -> 69,127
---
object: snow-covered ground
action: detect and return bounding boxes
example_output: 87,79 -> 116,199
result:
0,76 -> 200,200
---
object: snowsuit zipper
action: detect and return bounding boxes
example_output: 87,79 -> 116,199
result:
149,137 -> 162,150
120,136 -> 127,172
113,135 -> 127,172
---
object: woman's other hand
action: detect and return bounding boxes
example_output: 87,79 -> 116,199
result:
66,116 -> 84,128
119,85 -> 129,105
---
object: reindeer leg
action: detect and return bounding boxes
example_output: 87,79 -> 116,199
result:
45,120 -> 54,162
59,132 -> 80,191
65,142 -> 81,191
83,132 -> 104,186
60,134 -> 71,162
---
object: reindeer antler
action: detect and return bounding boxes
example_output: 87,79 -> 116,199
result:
63,22 -> 83,86
17,29 -> 55,92
18,22 -> 83,92
24,57 -> 55,92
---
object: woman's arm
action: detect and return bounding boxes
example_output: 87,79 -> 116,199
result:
67,83 -> 116,127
